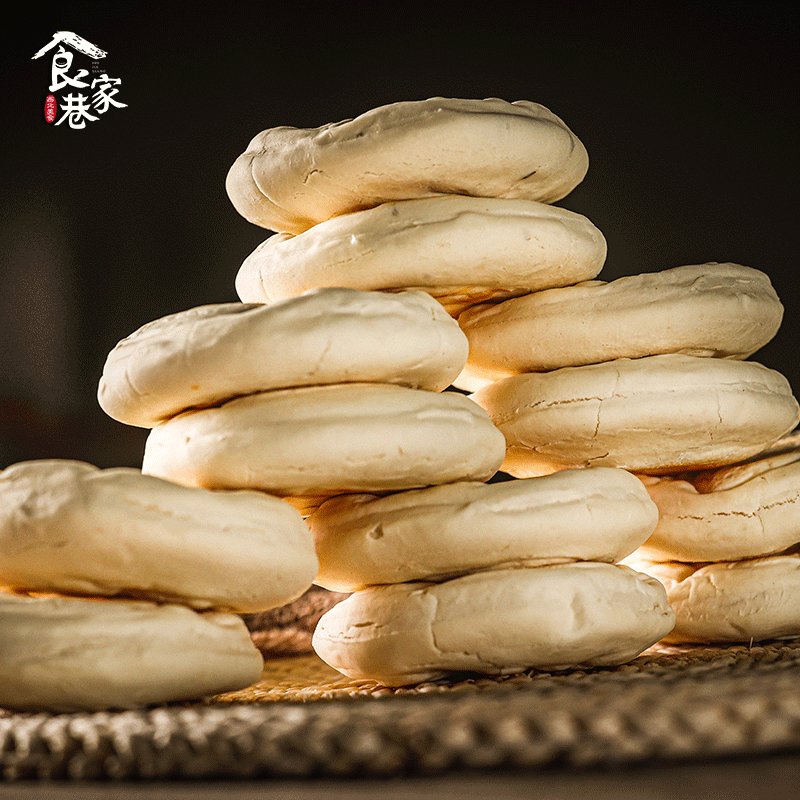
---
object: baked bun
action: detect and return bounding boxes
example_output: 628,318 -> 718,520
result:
310,467 -> 658,591
455,263 -> 783,391
235,196 -> 606,315
142,383 -> 506,514
225,97 -> 588,234
0,592 -> 264,711
623,555 -> 800,644
312,563 -> 674,685
0,460 -> 317,613
470,354 -> 800,477
637,438 -> 800,563
98,288 -> 468,427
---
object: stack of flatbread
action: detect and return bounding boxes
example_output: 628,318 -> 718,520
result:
0,459 -> 317,710
5,97 -> 795,709
622,432 -> 800,644
223,97 -> 684,684
307,468 -> 673,685
225,96 -> 800,672
460,260 -> 800,646
462,265 -> 796,477
99,287 -> 501,515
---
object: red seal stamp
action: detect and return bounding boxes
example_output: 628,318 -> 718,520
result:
44,94 -> 57,123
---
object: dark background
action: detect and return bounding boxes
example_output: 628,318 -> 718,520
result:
2,2 -> 798,470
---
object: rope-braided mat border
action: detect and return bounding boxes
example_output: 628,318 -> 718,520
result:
2,640 -> 799,781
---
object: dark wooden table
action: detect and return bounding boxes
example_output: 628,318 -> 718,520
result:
2,753 -> 799,800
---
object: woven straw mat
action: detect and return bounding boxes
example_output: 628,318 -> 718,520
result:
2,628 -> 800,781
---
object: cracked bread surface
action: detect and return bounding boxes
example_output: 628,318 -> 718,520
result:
624,554 -> 800,644
470,354 -> 800,476
309,467 -> 658,591
234,195 -> 606,315
225,97 -> 589,234
98,288 -> 468,427
636,444 -> 800,563
454,262 -> 783,390
312,563 -> 674,685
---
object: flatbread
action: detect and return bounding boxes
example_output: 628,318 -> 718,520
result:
225,97 -> 589,234
624,554 -> 800,644
142,383 -> 506,513
0,460 -> 317,613
454,263 -> 783,391
0,592 -> 264,712
312,563 -> 674,685
469,354 -> 800,477
98,288 -> 468,427
234,196 -> 606,315
636,442 -> 800,563
309,467 -> 658,591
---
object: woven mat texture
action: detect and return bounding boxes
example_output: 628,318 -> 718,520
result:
2,640 -> 800,781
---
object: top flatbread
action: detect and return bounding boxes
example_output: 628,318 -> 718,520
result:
0,460 -> 317,613
98,288 -> 468,428
225,97 -> 589,234
454,263 -> 783,391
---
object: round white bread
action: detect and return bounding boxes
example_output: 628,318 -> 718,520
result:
309,467 -> 659,591
234,196 -> 606,315
0,592 -> 264,712
454,263 -> 783,391
624,555 -> 800,644
635,438 -> 800,563
142,384 -> 506,513
98,288 -> 468,428
0,460 -> 318,613
312,563 -> 674,685
469,354 -> 800,477
225,97 -> 589,234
